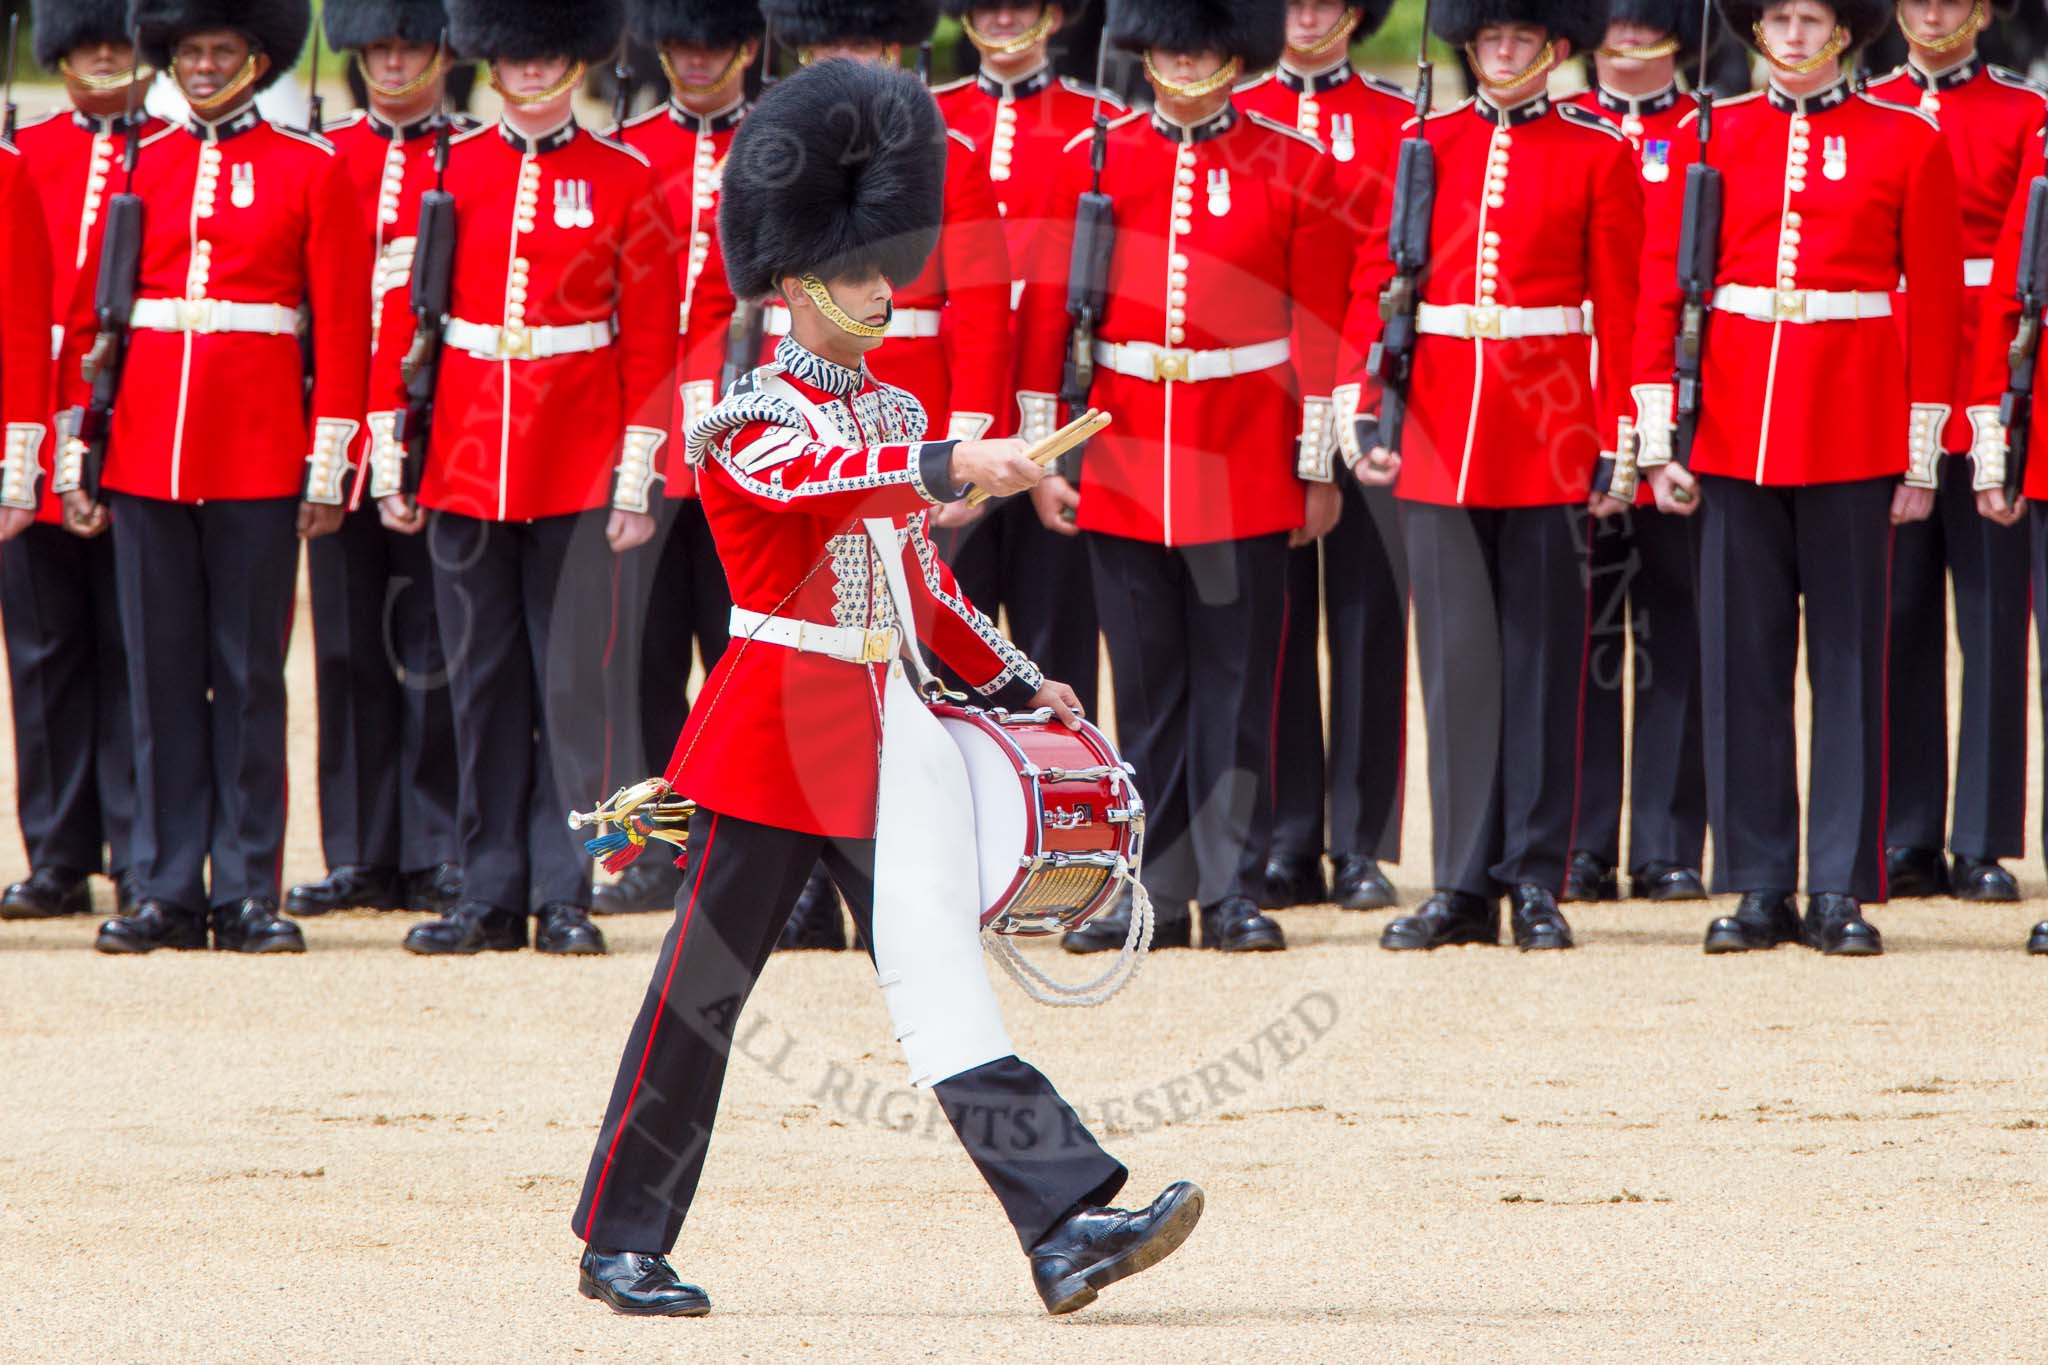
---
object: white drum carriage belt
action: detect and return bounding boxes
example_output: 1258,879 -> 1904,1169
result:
1414,302 -> 1586,339
1711,284 -> 1892,323
729,605 -> 898,665
444,316 -> 617,360
1091,336 -> 1291,383
129,298 -> 300,335
762,304 -> 942,339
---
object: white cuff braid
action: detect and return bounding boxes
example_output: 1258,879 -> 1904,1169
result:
366,410 -> 406,500
1906,402 -> 1949,490
1632,383 -> 1675,468
1,422 -> 45,511
1966,404 -> 2008,493
1296,395 -> 1336,482
303,417 -> 360,507
613,425 -> 668,514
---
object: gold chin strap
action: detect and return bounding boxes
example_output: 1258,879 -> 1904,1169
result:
58,59 -> 153,93
800,274 -> 890,338
184,52 -> 262,115
1754,22 -> 1850,73
355,47 -> 447,100
1287,6 -> 1362,60
1899,0 -> 1986,54
1142,52 -> 1244,100
659,43 -> 749,98
489,59 -> 588,106
1598,35 -> 1682,60
963,7 -> 1058,57
1468,39 -> 1559,92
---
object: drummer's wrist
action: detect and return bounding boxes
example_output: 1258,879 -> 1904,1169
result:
915,440 -> 968,504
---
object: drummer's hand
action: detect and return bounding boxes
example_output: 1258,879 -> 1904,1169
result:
951,438 -> 1044,498
1030,679 -> 1086,731
928,499 -> 986,531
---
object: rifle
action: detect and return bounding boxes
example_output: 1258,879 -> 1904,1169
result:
3,12 -> 19,143
721,26 -> 777,393
1055,6 -> 1117,478
305,17 -> 324,133
611,37 -> 631,129
73,43 -> 146,503
2000,175 -> 2048,503
394,34 -> 456,497
1672,0 -> 1721,470
1361,0 -> 1435,460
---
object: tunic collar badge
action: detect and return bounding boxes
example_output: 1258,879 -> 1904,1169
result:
1765,78 -> 1850,116
1474,92 -> 1551,127
499,117 -> 578,156
669,97 -> 747,134
1905,53 -> 1979,92
187,104 -> 262,142
369,111 -> 438,143
1594,83 -> 1681,119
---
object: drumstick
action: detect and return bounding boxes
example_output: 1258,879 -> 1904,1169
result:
965,408 -> 1112,508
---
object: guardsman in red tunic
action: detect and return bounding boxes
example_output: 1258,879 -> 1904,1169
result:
1347,0 -> 1645,953
80,0 -> 371,955
368,0 -> 678,956
284,0 -> 468,923
1866,0 -> 2041,903
594,0 -> 752,915
1634,0 -> 1963,956
1558,0 -> 1711,907
1236,0 -> 1410,914
929,0 -> 1114,762
571,59 -> 1200,1318
1016,0 -> 1350,954
0,0 -> 148,923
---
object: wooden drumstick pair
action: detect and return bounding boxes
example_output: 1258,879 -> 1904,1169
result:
965,408 -> 1112,508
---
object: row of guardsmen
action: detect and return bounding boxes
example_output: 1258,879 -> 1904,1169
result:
2,0 -> 2048,960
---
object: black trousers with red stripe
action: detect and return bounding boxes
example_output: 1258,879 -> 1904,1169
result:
934,497 -> 1100,715
603,497 -> 731,789
572,808 -> 1128,1258
1697,474 -> 1891,901
1405,502 -> 1588,899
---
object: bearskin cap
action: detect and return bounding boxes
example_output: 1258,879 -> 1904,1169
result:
759,0 -> 942,48
628,0 -> 765,49
323,0 -> 450,51
1431,0 -> 1608,51
32,0 -> 132,69
1599,0 -> 1712,51
1715,0 -> 1891,53
130,0 -> 310,90
938,0 -> 1090,20
445,0 -> 624,64
719,58 -> 946,301
1108,0 -> 1287,71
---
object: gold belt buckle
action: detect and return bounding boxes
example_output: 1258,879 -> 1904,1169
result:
1151,348 -> 1192,383
863,627 -> 897,664
177,297 -> 218,333
1772,289 -> 1807,323
497,324 -> 537,360
1465,305 -> 1503,340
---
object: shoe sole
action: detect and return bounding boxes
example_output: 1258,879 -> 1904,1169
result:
94,935 -> 208,954
1814,937 -> 1884,957
1380,933 -> 1499,951
1337,891 -> 1398,911
1702,936 -> 1783,954
578,1279 -> 711,1318
215,939 -> 307,954
1516,936 -> 1574,952
1,905 -> 86,921
1043,1184 -> 1206,1316
403,936 -> 526,956
537,941 -> 608,956
1211,936 -> 1286,953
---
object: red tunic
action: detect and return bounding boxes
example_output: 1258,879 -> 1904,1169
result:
1968,119 -> 2048,497
0,142 -> 54,514
1235,58 -> 1409,267
370,118 -> 680,521
615,97 -> 744,498
669,338 -> 1042,838
1014,103 -> 1352,545
1342,94 -> 1644,508
1633,81 -> 1964,487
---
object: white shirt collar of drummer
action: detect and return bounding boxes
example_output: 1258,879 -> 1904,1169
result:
1765,77 -> 1851,116
976,64 -> 1054,101
668,95 -> 747,134
498,116 -> 578,156
186,103 -> 262,142
1905,51 -> 1980,92
1474,91 -> 1552,127
1278,57 -> 1354,95
775,336 -> 865,398
1150,102 -> 1237,144
1594,82 -> 1681,119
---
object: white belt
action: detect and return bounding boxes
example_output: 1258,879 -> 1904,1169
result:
1415,302 -> 1586,340
1964,257 -> 1994,288
1712,284 -> 1892,324
444,316 -> 616,361
762,304 -> 942,339
130,298 -> 300,335
731,606 -> 899,665
1091,336 -> 1291,383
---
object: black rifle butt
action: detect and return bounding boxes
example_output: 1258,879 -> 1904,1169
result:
94,193 -> 144,324
1388,138 -> 1435,272
1065,189 -> 1114,322
411,189 -> 456,314
1677,163 -> 1723,288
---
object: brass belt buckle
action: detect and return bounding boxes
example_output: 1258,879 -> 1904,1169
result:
1466,304 -> 1503,340
497,324 -> 537,360
863,628 -> 896,664
177,298 -> 218,333
1151,348 -> 1192,383
1772,289 -> 1807,323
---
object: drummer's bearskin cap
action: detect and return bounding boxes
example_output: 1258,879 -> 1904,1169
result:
628,0 -> 764,49
1715,0 -> 1889,52
130,0 -> 310,90
323,0 -> 452,51
760,0 -> 942,47
719,58 -> 945,300
32,0 -> 132,69
1109,0 -> 1287,71
446,0 -> 624,64
1432,0 -> 1607,51
1600,0 -> 1711,51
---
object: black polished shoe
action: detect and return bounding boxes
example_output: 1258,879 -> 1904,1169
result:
578,1248 -> 711,1318
1884,845 -> 1950,899
1630,862 -> 1708,902
1951,855 -> 2020,903
2030,922 -> 2048,955
1258,852 -> 1327,909
536,903 -> 608,955
776,869 -> 847,950
1065,892 -> 1193,952
592,858 -> 682,916
1029,1181 -> 1205,1316
114,870 -> 140,916
1381,891 -> 1500,950
1330,854 -> 1397,910
1702,891 -> 1800,953
1200,895 -> 1286,952
1561,850 -> 1619,903
286,865 -> 399,917
402,862 -> 463,916
1510,884 -> 1575,950
1803,894 -> 1883,956
94,898 -> 209,954
0,865 -> 90,920
403,899 -> 527,955
211,898 -> 306,954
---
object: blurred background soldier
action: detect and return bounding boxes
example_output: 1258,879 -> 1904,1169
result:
287,0 -> 467,922
86,0 -> 371,955
0,0 -> 148,923
594,0 -> 753,916
1238,0 -> 1409,914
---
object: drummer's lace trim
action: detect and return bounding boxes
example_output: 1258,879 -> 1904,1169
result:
907,521 -> 1040,695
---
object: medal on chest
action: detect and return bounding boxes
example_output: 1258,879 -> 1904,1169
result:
1822,135 -> 1847,182
1207,168 -> 1232,218
1642,139 -> 1670,183
230,162 -> 255,209
1330,113 -> 1355,163
554,177 -> 595,229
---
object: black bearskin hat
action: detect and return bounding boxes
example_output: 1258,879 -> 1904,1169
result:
760,0 -> 942,48
938,0 -> 1090,19
719,58 -> 946,301
446,0 -> 624,64
1431,0 -> 1608,51
1715,0 -> 1889,52
32,0 -> 131,69
323,0 -> 451,51
629,0 -> 765,49
130,0 -> 310,90
1108,0 -> 1288,72
1597,0 -> 1714,54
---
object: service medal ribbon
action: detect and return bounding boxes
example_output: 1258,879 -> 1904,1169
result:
1643,139 -> 1670,184
230,162 -> 255,209
1207,168 -> 1231,218
1823,135 -> 1847,181
1330,113 -> 1355,163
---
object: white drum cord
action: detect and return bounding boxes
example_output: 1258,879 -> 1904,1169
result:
985,878 -> 1155,1008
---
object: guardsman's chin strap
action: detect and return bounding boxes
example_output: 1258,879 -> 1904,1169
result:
1899,0 -> 1985,55
357,46 -> 446,99
1288,6 -> 1362,61
963,7 -> 1057,56
1468,38 -> 1560,92
660,43 -> 748,97
184,52 -> 262,115
800,274 -> 892,339
1598,35 -> 1681,59
1754,22 -> 1850,73
1141,53 -> 1243,99
59,59 -> 154,92
489,59 -> 587,106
